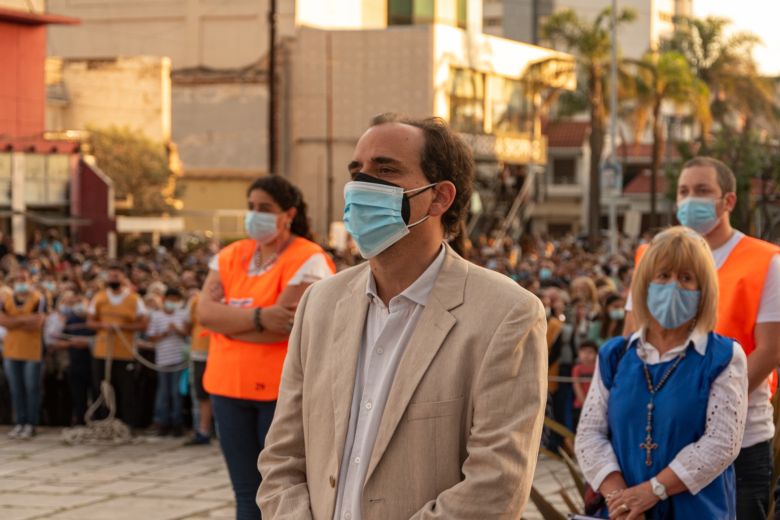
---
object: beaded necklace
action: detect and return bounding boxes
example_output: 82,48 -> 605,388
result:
639,349 -> 687,466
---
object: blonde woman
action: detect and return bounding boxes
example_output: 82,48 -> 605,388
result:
576,227 -> 748,519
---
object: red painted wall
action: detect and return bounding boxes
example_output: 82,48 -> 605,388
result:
0,21 -> 46,138
72,160 -> 115,247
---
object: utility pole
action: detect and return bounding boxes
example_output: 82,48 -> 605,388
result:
325,33 -> 334,231
267,0 -> 277,175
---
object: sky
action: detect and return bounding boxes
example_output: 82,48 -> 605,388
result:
693,0 -> 780,76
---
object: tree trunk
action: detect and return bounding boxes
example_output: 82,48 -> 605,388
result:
587,66 -> 605,250
650,100 -> 663,230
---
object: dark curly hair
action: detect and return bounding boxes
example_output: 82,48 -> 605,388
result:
370,113 -> 474,235
246,176 -> 313,241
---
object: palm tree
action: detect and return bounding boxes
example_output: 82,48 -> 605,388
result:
663,16 -> 775,138
626,50 -> 711,227
541,7 -> 636,249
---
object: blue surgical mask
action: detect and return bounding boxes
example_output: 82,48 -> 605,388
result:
245,211 -> 279,244
539,268 -> 553,281
343,173 -> 435,259
676,197 -> 720,235
43,281 -> 56,292
646,282 -> 700,330
609,308 -> 625,321
13,283 -> 29,294
164,301 -> 183,313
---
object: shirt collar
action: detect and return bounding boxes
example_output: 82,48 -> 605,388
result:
629,327 -> 708,357
366,244 -> 446,307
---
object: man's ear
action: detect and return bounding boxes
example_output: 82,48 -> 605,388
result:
723,192 -> 737,213
428,181 -> 456,218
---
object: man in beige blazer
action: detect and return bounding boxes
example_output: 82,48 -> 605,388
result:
258,114 -> 548,519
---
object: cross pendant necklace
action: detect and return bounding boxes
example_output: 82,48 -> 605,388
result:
640,351 -> 686,467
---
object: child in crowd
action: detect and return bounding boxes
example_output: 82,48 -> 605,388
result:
146,288 -> 190,436
572,339 -> 598,432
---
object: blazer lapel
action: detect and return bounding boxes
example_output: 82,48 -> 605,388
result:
365,245 -> 468,481
330,265 -> 371,469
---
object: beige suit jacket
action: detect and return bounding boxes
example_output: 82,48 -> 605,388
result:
258,245 -> 548,519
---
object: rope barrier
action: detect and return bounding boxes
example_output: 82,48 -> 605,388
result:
61,324 -> 188,445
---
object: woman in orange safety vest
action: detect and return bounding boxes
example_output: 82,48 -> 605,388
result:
198,176 -> 335,520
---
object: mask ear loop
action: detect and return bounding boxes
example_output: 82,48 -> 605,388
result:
404,183 -> 437,228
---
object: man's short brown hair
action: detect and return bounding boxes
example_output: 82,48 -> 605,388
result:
370,113 -> 474,235
681,156 -> 736,196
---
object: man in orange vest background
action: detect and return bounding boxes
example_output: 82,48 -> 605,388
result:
625,156 -> 780,519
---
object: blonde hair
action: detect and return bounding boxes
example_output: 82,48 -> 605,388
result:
572,276 -> 599,307
631,226 -> 718,332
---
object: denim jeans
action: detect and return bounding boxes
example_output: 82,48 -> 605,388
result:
735,440 -> 773,520
211,395 -> 276,520
3,358 -> 42,426
154,369 -> 183,427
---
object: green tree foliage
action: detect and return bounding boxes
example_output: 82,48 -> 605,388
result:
541,7 -> 636,248
626,50 -> 710,227
86,126 -> 176,216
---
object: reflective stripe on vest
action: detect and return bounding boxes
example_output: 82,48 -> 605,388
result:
203,237 -> 335,401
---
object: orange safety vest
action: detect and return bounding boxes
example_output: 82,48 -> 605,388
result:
3,292 -> 43,361
91,290 -> 142,361
203,237 -> 336,401
635,236 -> 780,391
190,292 -> 210,355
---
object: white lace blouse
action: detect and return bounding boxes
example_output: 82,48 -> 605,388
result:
574,329 -> 748,495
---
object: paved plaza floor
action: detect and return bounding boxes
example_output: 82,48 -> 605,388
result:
0,427 -> 578,519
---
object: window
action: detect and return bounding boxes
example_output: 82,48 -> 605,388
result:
449,68 -> 485,134
491,76 -> 533,135
388,0 -> 413,25
388,0 -> 435,25
484,18 -> 502,27
551,157 -> 577,185
457,0 -> 468,29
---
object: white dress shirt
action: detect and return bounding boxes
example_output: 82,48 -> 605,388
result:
575,328 -> 748,495
333,246 -> 446,520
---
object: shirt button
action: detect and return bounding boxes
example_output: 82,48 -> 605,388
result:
365,401 -> 373,410
329,475 -> 336,488
345,513 -> 352,520
376,347 -> 384,355
354,457 -> 361,464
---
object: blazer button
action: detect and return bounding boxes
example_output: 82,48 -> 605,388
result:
329,475 -> 336,488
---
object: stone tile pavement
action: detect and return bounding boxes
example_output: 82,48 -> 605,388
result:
0,427 -> 579,519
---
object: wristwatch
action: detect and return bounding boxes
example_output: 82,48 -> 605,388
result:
650,477 -> 668,500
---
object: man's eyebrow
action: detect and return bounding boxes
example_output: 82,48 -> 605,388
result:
372,156 -> 402,166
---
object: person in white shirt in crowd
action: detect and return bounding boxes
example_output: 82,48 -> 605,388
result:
146,287 -> 190,437
578,227 -> 748,519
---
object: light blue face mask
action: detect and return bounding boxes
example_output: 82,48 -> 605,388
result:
539,268 -> 553,281
676,197 -> 720,235
245,211 -> 279,244
609,308 -> 625,321
343,176 -> 435,259
646,281 -> 700,330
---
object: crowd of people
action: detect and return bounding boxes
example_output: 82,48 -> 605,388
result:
1,114 -> 778,520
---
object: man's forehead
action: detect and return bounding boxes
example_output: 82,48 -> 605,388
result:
353,123 -> 423,159
679,165 -> 718,185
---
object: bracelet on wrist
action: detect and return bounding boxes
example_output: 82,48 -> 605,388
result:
253,307 -> 264,332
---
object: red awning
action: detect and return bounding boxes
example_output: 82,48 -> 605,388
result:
0,6 -> 79,26
0,136 -> 80,154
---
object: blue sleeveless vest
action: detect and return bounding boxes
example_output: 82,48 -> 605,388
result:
598,333 -> 737,519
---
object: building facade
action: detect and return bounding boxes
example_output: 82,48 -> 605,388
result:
484,0 -> 693,58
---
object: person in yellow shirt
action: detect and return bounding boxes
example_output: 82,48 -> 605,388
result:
87,264 -> 148,425
0,269 -> 46,439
